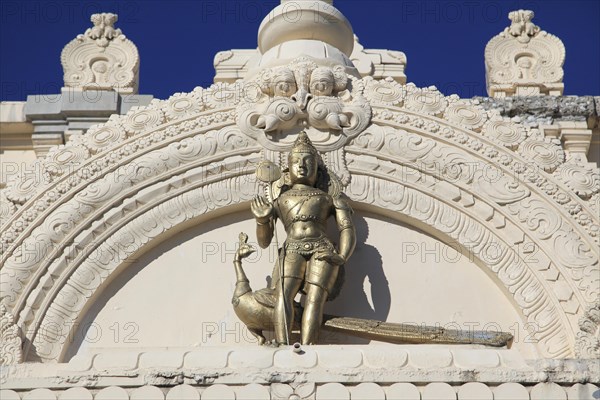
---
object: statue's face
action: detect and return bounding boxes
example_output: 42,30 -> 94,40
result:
288,152 -> 318,186
310,68 -> 334,96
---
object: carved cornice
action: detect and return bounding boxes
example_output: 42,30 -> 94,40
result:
213,35 -> 408,84
1,351 -> 598,396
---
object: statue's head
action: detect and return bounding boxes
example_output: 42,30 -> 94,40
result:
288,131 -> 319,186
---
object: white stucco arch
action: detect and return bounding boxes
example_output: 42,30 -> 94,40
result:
1,80 -> 598,363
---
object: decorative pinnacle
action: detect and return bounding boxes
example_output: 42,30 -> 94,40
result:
86,13 -> 122,45
507,10 -> 540,43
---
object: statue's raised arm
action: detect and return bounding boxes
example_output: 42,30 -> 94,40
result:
251,195 -> 274,249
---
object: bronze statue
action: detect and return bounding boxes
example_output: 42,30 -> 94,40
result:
251,132 -> 356,345
230,131 -> 514,348
230,232 -> 514,348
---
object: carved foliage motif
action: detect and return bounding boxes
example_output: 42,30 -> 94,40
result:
519,139 -> 566,172
556,163 -> 600,198
0,90 -> 250,333
362,78 -> 598,243
0,86 -> 232,235
61,13 -> 139,93
361,77 -> 406,107
2,127 -> 259,346
0,303 -> 22,365
576,301 -> 600,358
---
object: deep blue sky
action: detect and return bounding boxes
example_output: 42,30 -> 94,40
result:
1,0 -> 599,101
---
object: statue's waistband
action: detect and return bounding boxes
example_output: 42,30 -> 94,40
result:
284,237 -> 334,255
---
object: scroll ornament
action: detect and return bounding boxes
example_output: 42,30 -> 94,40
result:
237,58 -> 372,151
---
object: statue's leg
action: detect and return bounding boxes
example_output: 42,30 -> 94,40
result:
301,281 -> 328,345
274,252 -> 304,345
302,258 -> 337,345
248,328 -> 266,345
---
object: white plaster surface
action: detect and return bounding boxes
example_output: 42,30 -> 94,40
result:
0,150 -> 37,187
64,210 -> 534,359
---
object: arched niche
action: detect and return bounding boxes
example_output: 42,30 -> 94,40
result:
62,206 -> 538,362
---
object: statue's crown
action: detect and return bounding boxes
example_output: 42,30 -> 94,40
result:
290,131 -> 318,156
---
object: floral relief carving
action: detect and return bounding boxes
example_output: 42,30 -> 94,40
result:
0,303 -> 22,365
0,83 -> 240,245
361,76 -> 406,107
345,120 -> 597,357
7,134 -> 261,362
2,78 -> 593,241
0,191 -> 16,224
556,163 -> 600,199
519,139 -> 565,173
162,92 -> 206,121
33,176 -> 259,361
443,101 -> 487,132
271,383 -> 316,400
483,120 -> 527,149
575,301 -> 600,358
403,85 -> 448,116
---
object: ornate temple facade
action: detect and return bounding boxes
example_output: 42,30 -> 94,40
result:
1,1 -> 598,399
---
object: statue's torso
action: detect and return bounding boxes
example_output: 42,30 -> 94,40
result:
276,186 -> 333,241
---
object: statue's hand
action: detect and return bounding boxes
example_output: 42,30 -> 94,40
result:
315,251 -> 345,266
251,195 -> 273,223
236,243 -> 256,261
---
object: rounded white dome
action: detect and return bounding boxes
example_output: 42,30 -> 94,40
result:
258,0 -> 354,56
